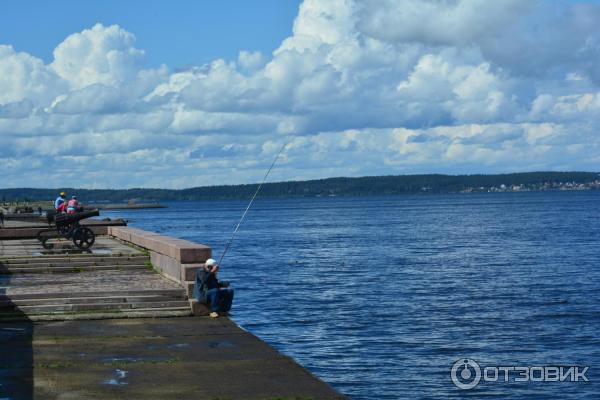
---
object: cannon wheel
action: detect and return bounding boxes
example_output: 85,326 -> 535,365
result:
36,229 -> 56,250
72,227 -> 95,249
40,238 -> 54,250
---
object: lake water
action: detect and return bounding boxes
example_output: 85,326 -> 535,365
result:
103,192 -> 600,399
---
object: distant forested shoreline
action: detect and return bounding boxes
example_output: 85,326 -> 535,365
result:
1,172 -> 599,203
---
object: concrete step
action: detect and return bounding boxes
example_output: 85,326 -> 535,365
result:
0,255 -> 149,266
0,288 -> 186,301
0,248 -> 140,254
0,294 -> 186,307
0,251 -> 146,261
0,260 -> 150,269
0,300 -> 191,314
0,264 -> 150,274
0,308 -> 193,322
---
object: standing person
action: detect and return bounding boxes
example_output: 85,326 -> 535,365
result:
66,196 -> 79,214
0,209 -> 4,228
193,259 -> 234,318
54,192 -> 67,213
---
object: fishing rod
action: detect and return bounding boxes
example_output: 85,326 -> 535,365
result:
217,139 -> 290,267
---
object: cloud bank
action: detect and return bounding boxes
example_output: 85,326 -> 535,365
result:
1,0 -> 600,188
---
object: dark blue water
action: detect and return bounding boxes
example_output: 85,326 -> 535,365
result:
103,192 -> 600,399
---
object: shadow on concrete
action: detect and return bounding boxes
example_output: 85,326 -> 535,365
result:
0,269 -> 34,400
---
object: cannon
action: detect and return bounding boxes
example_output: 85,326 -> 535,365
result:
37,209 -> 100,250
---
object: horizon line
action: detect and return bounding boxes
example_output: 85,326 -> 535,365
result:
1,170 -> 599,191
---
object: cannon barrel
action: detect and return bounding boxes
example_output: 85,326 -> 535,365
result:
54,209 -> 100,226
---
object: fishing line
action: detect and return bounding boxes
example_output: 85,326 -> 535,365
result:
217,139 -> 290,267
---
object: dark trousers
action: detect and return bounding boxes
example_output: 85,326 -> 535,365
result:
206,288 -> 234,312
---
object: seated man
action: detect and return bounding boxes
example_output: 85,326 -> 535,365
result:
55,192 -> 67,213
66,195 -> 79,214
193,258 -> 234,318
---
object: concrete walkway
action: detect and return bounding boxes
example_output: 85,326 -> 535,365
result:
1,317 -> 343,399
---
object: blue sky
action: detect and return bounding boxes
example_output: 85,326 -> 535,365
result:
0,0 -> 301,68
1,0 -> 599,188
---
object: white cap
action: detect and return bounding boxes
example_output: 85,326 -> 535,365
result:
205,258 -> 217,267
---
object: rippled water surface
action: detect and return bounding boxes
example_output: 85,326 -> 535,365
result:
103,192 -> 600,399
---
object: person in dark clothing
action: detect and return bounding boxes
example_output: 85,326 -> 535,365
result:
193,258 -> 234,318
0,210 -> 4,228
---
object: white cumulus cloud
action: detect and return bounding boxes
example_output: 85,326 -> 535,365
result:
1,1 -> 600,188
51,23 -> 145,88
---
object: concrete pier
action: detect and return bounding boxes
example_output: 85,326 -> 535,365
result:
0,221 -> 344,399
